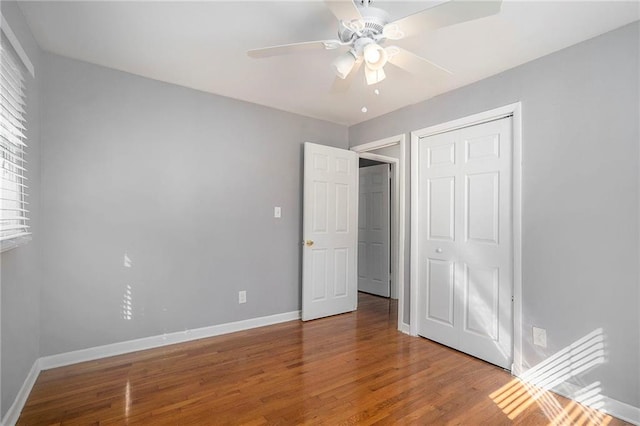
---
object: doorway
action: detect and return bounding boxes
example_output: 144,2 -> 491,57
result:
358,160 -> 391,298
351,135 -> 407,333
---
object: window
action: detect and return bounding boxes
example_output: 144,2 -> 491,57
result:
0,36 -> 29,250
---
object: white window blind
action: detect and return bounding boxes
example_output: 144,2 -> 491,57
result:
0,37 -> 30,245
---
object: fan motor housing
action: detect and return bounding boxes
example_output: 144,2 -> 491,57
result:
337,7 -> 391,43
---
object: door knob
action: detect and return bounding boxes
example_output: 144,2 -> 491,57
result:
436,248 -> 443,253
305,240 -> 314,247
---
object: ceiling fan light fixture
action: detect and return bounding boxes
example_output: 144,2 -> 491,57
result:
365,66 -> 386,85
249,0 -> 503,93
332,50 -> 357,79
363,43 -> 388,71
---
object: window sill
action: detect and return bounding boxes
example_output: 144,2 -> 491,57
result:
0,234 -> 32,254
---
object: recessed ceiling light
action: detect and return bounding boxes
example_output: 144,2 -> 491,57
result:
361,107 -> 368,113
374,89 -> 380,95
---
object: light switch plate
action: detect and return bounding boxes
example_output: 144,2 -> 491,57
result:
274,207 -> 281,218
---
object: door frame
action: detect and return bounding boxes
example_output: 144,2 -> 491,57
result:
410,103 -> 523,374
351,134 -> 408,333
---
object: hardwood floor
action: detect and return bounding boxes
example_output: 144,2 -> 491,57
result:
19,293 -> 627,425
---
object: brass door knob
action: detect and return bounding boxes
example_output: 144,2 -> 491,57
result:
305,240 -> 314,247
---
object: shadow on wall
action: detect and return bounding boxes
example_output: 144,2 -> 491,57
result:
490,328 -> 612,424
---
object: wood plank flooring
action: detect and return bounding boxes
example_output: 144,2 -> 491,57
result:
18,293 -> 627,425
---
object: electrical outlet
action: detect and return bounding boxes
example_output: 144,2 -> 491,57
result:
238,290 -> 247,304
533,326 -> 547,348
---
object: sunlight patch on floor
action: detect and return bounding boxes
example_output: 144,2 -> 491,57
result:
490,328 -> 612,425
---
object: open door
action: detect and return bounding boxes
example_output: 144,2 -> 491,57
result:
302,142 -> 358,321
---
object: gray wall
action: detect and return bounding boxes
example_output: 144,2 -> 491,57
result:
39,52 -> 348,356
350,22 -> 640,408
0,1 -> 42,418
1,4 -> 638,418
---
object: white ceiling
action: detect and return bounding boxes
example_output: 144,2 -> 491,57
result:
18,1 -> 640,126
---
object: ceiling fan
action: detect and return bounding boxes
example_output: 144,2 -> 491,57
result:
247,0 -> 502,91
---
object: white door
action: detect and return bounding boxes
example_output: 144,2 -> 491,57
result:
302,142 -> 358,321
358,164 -> 390,297
416,117 -> 513,369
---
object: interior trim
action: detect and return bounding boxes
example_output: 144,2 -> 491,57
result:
2,310 -> 301,425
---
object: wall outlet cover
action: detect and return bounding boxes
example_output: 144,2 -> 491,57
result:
238,290 -> 247,304
532,326 -> 547,348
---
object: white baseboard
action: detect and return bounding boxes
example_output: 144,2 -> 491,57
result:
2,359 -> 40,426
3,310 -> 300,425
40,310 -> 300,370
603,398 -> 640,425
399,322 -> 411,335
552,382 -> 640,425
4,312 -> 637,426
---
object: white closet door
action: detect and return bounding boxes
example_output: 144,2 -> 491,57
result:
417,117 -> 513,369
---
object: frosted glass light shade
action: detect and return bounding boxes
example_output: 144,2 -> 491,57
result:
363,43 -> 388,71
332,51 -> 357,79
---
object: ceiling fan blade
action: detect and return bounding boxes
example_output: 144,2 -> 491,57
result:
387,47 -> 452,77
331,58 -> 363,93
247,40 -> 342,58
388,0 -> 502,39
324,0 -> 362,22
